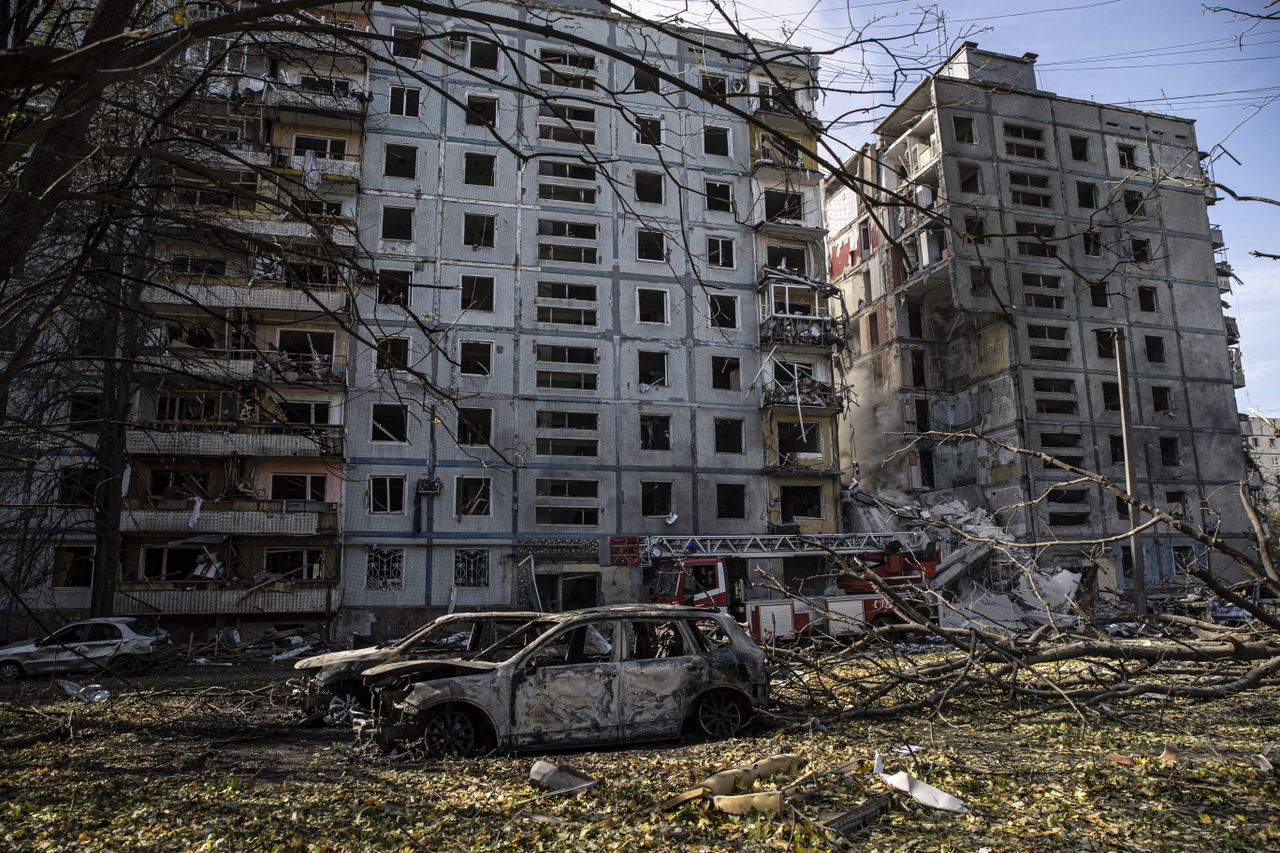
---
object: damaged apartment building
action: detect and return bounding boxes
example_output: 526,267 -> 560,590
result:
825,42 -> 1252,600
341,0 -> 836,637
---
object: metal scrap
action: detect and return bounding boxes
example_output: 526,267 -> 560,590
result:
659,753 -> 807,811
528,760 -> 599,797
872,752 -> 971,813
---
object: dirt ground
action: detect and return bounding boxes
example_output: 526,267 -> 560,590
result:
1,661 -> 1278,851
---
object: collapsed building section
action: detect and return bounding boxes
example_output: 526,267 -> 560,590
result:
825,42 -> 1252,606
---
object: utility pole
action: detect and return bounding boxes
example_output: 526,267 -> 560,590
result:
1113,328 -> 1147,618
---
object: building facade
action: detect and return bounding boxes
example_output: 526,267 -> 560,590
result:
825,43 -> 1251,600
340,0 -> 833,636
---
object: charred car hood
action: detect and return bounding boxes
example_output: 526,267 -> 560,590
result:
294,646 -> 394,672
361,658 -> 498,681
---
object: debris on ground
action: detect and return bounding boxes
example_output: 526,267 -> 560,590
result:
182,628 -> 328,666
55,679 -> 110,703
528,761 -> 598,796
659,753 -> 807,811
821,794 -> 895,839
872,752 -> 972,813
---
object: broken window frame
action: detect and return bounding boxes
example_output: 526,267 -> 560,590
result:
377,269 -> 411,306
465,95 -> 498,126
369,476 -> 406,514
463,151 -> 497,186
639,414 -> 672,451
381,205 -> 413,241
461,275 -> 496,312
705,180 -> 734,213
462,212 -> 496,248
634,170 -> 664,204
709,294 -> 738,329
703,125 -> 730,156
640,480 -> 673,517
454,476 -> 493,516
390,85 -> 421,118
371,403 -> 409,443
375,336 -> 410,370
459,340 -> 493,376
715,483 -> 747,519
714,418 -> 744,453
636,288 -> 668,324
779,485 -> 823,522
636,229 -> 666,262
457,407 -> 492,446
710,355 -> 740,391
707,236 -> 735,269
637,350 -> 668,387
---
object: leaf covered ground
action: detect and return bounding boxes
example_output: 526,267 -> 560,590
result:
0,662 -> 1277,851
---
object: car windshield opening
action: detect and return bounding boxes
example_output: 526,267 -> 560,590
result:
471,620 -> 556,662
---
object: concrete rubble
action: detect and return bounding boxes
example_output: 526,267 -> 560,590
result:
848,490 -> 1082,634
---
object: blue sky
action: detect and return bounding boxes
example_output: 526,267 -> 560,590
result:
622,0 -> 1280,413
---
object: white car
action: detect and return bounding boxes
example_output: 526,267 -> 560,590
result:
0,617 -> 171,682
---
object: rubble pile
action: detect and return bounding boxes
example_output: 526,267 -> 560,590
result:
186,627 -> 329,666
847,490 -> 1081,634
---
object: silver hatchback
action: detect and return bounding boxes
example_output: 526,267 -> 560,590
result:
0,617 -> 171,682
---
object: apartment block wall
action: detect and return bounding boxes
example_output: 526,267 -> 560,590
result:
828,44 -> 1251,595
340,0 -> 827,632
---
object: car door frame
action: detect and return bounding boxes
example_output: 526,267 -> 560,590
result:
508,618 -> 621,748
618,618 -> 707,740
78,622 -> 125,672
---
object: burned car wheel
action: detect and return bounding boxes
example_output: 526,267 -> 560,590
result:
693,691 -> 746,740
421,706 -> 487,758
0,661 -> 21,683
325,692 -> 368,725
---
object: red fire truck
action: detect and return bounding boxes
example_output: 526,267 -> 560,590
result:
610,533 -> 940,641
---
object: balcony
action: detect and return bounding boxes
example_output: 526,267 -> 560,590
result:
759,314 -> 839,349
761,378 -> 842,411
273,148 -> 361,181
142,279 -> 349,313
127,426 -> 343,458
134,349 -> 256,381
114,584 -> 337,616
896,140 -> 940,180
1225,316 -> 1240,346
751,140 -> 816,177
752,97 -> 823,133
216,214 -> 357,247
1216,261 -> 1235,294
1230,347 -> 1246,388
263,81 -> 367,116
120,498 -> 339,535
1210,225 -> 1224,249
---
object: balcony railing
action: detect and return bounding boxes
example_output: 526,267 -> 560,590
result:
761,378 -> 841,410
274,147 -> 362,180
114,584 -> 337,615
143,278 -> 349,313
263,82 -> 367,115
897,140 -> 940,178
120,498 -> 339,535
127,426 -> 343,457
216,214 -> 357,247
759,314 -> 840,348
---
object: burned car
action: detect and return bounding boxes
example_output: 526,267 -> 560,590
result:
360,605 -> 769,756
294,611 -> 539,721
0,617 -> 170,682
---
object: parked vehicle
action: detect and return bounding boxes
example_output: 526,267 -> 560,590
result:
294,611 -> 540,722
360,605 -> 769,756
0,617 -> 171,682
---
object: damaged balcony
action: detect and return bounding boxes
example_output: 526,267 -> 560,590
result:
119,498 -> 339,536
758,267 -> 838,349
760,378 -> 842,412
126,424 -> 343,458
143,276 -> 351,314
262,80 -> 368,117
216,213 -> 357,247
272,146 -> 361,182
1229,346 -> 1246,388
113,584 -> 337,616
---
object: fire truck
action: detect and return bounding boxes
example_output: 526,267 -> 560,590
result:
609,533 -> 941,641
